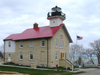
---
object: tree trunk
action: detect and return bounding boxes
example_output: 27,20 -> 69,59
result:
78,57 -> 82,65
97,56 -> 100,65
90,58 -> 94,64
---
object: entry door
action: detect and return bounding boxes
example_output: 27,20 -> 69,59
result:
8,54 -> 11,62
61,53 -> 63,59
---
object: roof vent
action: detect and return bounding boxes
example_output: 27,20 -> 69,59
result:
33,23 -> 38,28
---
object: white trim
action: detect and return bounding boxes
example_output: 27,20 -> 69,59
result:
65,59 -> 71,65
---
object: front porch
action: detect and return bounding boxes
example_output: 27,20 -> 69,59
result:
59,59 -> 73,69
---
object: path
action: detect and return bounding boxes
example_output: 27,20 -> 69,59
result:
77,68 -> 100,75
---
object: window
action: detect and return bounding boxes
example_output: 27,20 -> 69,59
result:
55,39 -> 57,47
41,40 -> 45,47
8,54 -> 11,58
30,52 -> 33,60
60,40 -> 61,48
60,31 -> 62,35
20,52 -> 23,60
30,40 -> 33,47
62,40 -> 63,48
63,53 -> 64,57
53,21 -> 55,23
8,41 -> 11,47
55,52 -> 58,60
65,42 -> 67,49
65,53 -> 67,59
20,41 -> 23,48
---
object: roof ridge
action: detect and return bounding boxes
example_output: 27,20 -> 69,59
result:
4,24 -> 64,41
26,25 -> 50,30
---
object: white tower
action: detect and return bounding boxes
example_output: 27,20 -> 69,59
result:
47,6 -> 66,27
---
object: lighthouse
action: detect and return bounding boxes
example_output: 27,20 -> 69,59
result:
47,6 -> 66,27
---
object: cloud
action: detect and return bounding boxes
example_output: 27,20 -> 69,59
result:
0,0 -> 100,50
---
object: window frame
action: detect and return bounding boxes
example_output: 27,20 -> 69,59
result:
63,53 -> 64,57
55,52 -> 58,60
19,52 -> 23,60
65,41 -> 67,49
65,53 -> 67,59
8,54 -> 11,58
20,41 -> 23,48
8,41 -> 11,47
29,52 -> 33,60
55,39 -> 57,48
60,40 -> 61,48
62,40 -> 63,48
29,40 -> 33,47
41,39 -> 45,47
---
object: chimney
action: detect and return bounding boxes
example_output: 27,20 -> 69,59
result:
33,23 -> 38,28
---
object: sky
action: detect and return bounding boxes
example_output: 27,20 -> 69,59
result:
0,0 -> 100,51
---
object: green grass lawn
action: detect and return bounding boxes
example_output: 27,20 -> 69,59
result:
4,62 -> 30,67
0,66 -> 83,75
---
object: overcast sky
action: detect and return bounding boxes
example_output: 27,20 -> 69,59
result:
0,0 -> 100,51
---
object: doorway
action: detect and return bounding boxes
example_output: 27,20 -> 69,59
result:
61,53 -> 63,59
8,54 -> 11,62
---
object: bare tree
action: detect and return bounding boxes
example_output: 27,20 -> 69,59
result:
0,51 -> 3,58
0,44 -> 4,58
70,44 -> 84,65
70,44 -> 77,62
76,45 -> 84,58
89,39 -> 100,65
83,48 -> 95,65
0,44 -> 4,52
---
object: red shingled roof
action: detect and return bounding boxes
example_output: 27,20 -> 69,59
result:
4,24 -> 64,41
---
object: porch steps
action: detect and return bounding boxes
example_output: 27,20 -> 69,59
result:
59,59 -> 73,69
